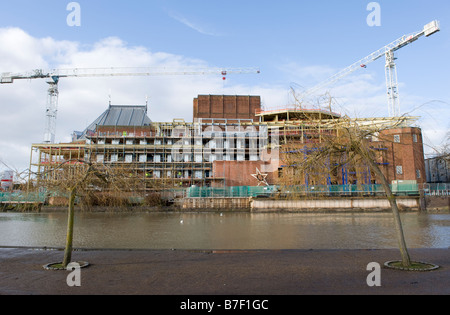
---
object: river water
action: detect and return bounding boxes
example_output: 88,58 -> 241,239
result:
0,212 -> 448,250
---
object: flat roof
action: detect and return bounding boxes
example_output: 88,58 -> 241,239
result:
256,108 -> 341,120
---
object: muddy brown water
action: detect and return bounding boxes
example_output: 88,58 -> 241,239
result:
0,212 -> 448,250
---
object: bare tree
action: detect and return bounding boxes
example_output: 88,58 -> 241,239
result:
40,160 -> 105,268
39,159 -> 164,269
277,102 -> 421,267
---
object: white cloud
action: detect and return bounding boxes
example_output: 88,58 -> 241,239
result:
0,28 -> 282,173
282,63 -> 387,117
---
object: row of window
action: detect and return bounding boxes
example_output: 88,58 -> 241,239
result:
148,170 -> 205,179
396,165 -> 421,179
94,139 -> 265,149
94,153 -> 260,163
393,134 -> 418,143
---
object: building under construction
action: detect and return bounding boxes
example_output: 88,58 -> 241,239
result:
29,94 -> 426,196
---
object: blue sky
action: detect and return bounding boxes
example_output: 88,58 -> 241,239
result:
0,0 -> 449,172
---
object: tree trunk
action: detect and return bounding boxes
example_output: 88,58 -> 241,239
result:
62,187 -> 76,268
365,155 -> 412,267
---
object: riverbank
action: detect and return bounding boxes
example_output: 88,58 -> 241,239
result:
27,204 -> 450,214
4,195 -> 448,213
0,247 -> 448,296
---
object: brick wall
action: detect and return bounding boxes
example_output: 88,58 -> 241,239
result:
212,160 -> 277,187
194,95 -> 261,122
378,127 -> 426,184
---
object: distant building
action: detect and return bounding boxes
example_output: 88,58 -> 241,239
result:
425,155 -> 450,183
0,170 -> 14,191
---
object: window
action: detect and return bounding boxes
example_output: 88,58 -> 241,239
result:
416,169 -> 421,179
139,154 -> 147,163
413,134 -> 418,143
394,135 -> 401,143
195,154 -> 203,163
396,166 -> 403,175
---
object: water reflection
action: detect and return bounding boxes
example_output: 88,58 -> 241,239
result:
0,212 -> 448,250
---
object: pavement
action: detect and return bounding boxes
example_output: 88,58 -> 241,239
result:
0,247 -> 448,296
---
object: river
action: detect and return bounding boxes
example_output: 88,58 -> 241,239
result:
0,212 -> 448,250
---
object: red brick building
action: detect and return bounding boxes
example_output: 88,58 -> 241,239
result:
31,96 -> 426,191
377,127 -> 426,184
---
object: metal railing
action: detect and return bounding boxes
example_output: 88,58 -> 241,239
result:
0,192 -> 46,204
421,183 -> 450,196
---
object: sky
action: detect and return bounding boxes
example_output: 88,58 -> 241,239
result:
0,0 -> 449,175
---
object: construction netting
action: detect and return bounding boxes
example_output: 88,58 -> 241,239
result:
186,186 -> 278,198
0,192 -> 46,203
186,182 -> 422,198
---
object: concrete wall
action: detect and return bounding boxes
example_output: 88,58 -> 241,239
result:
182,198 -> 251,210
181,197 -> 420,212
250,197 -> 420,212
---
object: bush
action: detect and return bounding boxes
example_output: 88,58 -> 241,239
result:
144,193 -> 165,207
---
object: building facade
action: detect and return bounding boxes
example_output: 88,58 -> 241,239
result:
29,95 -> 427,194
425,155 -> 450,183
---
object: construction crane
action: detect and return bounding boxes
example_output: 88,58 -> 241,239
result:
299,20 -> 440,117
0,67 -> 260,143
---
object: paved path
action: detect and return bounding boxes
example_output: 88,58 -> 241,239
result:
0,247 -> 448,296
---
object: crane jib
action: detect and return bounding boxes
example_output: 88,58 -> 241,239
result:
0,66 -> 260,143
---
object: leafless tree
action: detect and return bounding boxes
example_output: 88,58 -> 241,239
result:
277,97 -> 416,266
38,159 -> 164,268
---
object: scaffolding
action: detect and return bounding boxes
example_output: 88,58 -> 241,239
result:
30,118 -> 270,191
29,114 -> 421,193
